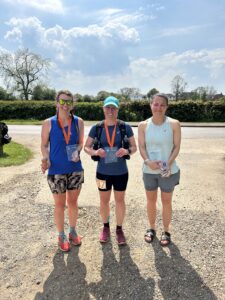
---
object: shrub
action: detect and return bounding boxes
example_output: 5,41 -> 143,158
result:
0,99 -> 224,122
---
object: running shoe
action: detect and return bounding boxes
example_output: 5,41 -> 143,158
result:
99,227 -> 110,243
116,229 -> 126,245
58,235 -> 70,252
69,233 -> 82,246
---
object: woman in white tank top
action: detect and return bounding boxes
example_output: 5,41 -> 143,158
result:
138,93 -> 181,246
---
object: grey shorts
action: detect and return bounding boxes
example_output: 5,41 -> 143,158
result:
143,170 -> 180,193
47,171 -> 84,194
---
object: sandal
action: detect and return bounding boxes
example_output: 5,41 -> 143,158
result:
160,231 -> 171,246
144,229 -> 156,243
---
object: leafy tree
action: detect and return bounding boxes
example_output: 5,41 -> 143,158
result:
171,75 -> 187,101
74,93 -> 83,102
83,94 -> 93,102
32,84 -> 56,100
0,48 -> 50,100
32,85 -> 43,100
147,88 -> 159,99
0,87 -> 7,100
42,87 -> 56,100
0,86 -> 16,100
96,91 -> 110,102
119,87 -> 141,101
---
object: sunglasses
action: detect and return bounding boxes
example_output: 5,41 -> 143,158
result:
104,106 -> 117,111
59,99 -> 73,106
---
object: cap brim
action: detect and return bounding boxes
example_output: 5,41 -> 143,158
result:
103,102 -> 119,108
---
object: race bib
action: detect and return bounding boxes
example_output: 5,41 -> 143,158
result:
96,179 -> 106,189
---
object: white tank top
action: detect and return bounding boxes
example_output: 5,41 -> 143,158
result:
143,116 -> 179,174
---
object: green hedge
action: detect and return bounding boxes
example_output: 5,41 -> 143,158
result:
0,100 -> 224,122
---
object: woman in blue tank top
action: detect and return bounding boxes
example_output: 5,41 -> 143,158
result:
138,93 -> 181,246
41,90 -> 84,252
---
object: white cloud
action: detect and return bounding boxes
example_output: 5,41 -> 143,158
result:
4,17 -> 44,45
99,9 -> 151,25
160,25 -> 204,37
4,16 -> 140,59
4,16 -> 140,44
52,48 -> 225,95
5,16 -> 43,30
3,13 -> 225,95
3,16 -> 139,75
128,48 -> 225,92
4,27 -> 22,41
98,8 -> 124,16
3,0 -> 64,14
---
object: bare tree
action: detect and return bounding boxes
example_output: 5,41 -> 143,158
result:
0,48 -> 50,100
171,75 -> 187,101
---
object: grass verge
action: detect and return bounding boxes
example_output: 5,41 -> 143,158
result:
1,119 -> 43,125
0,141 -> 33,167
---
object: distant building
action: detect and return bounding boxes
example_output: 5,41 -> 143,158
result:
130,94 -> 145,101
165,93 -> 175,101
213,93 -> 223,100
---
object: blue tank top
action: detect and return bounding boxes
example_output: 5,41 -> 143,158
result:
48,115 -> 83,175
143,116 -> 179,175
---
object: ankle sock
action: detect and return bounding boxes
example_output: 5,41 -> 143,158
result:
69,227 -> 78,237
58,231 -> 66,240
116,225 -> 122,231
104,222 -> 110,228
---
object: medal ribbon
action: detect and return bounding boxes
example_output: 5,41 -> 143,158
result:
58,116 -> 72,145
104,120 -> 117,148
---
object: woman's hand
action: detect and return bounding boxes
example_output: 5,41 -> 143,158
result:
41,158 -> 50,174
145,159 -> 161,170
95,148 -> 106,158
116,148 -> 129,158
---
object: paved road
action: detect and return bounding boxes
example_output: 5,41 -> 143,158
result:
7,125 -> 225,139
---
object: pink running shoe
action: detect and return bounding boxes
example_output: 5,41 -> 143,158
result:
69,233 -> 82,246
99,227 -> 110,243
116,229 -> 126,245
58,235 -> 70,252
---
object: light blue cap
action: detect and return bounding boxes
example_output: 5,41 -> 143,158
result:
103,96 -> 119,108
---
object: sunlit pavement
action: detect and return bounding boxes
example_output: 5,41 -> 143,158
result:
7,124 -> 225,139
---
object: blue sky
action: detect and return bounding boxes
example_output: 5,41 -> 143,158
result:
0,0 -> 225,96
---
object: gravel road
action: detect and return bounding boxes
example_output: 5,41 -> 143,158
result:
0,134 -> 225,300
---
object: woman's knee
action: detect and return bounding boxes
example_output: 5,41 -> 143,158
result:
55,201 -> 65,210
67,197 -> 78,208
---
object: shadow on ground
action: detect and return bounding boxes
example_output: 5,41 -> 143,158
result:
34,243 -> 155,300
88,243 -> 155,299
34,247 -> 89,300
152,239 -> 217,299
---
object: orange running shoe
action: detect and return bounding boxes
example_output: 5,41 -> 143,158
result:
69,233 -> 82,246
58,235 -> 70,252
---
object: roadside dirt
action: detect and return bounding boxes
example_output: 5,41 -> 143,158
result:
0,134 -> 225,300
